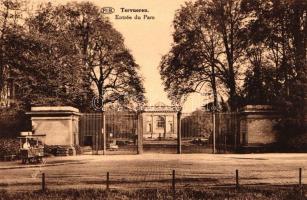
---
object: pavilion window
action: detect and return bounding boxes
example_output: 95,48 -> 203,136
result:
157,116 -> 165,128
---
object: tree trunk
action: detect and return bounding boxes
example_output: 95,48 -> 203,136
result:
291,1 -> 306,127
229,69 -> 237,111
210,50 -> 218,109
97,83 -> 104,108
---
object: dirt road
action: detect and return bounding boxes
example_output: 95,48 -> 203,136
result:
0,153 -> 306,192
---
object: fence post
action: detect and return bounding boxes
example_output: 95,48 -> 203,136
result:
103,111 -> 106,155
299,168 -> 302,186
42,173 -> 45,192
106,172 -> 110,190
234,113 -> 238,151
236,169 -> 239,189
212,112 -> 216,154
224,135 -> 227,153
172,170 -> 176,197
137,111 -> 143,154
96,132 -> 99,155
177,111 -> 182,154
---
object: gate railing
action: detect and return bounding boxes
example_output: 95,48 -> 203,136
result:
79,111 -> 138,153
181,111 -> 240,153
79,110 -> 241,154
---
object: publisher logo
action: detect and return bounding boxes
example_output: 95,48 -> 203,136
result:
92,96 -> 104,111
101,7 -> 115,14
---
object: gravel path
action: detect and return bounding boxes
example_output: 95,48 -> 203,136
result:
0,153 -> 306,192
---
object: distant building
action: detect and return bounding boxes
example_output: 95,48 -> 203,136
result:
142,102 -> 178,139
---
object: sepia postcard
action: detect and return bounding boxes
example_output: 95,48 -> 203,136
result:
0,0 -> 306,199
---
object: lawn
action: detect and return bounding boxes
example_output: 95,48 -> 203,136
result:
0,187 -> 305,200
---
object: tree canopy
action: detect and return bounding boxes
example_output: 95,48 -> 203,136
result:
160,0 -> 306,146
0,1 -> 146,136
28,2 -> 146,110
0,1 -> 146,112
160,0 -> 250,111
241,0 -> 306,131
160,0 -> 306,115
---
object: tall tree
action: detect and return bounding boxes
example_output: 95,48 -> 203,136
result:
242,0 -> 306,126
240,0 -> 306,149
160,1 -> 221,108
29,2 -> 146,110
0,1 -> 95,135
160,0 -> 249,111
0,0 -> 27,106
8,30 -> 93,110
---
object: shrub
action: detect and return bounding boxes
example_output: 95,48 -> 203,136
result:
0,138 -> 20,158
44,145 -> 77,156
0,108 -> 31,137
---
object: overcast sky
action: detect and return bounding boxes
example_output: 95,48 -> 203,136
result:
34,0 -> 204,112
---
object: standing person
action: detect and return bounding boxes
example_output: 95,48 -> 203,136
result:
23,140 -> 30,149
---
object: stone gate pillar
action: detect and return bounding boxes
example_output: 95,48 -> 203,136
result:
137,111 -> 143,154
239,105 -> 279,148
27,106 -> 80,146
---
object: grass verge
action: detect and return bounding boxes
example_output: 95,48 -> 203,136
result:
0,186 -> 306,200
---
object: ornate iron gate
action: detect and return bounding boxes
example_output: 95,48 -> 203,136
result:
79,110 -> 240,154
181,111 -> 240,153
79,111 -> 138,154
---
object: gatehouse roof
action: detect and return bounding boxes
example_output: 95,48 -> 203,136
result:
143,102 -> 180,113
